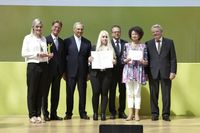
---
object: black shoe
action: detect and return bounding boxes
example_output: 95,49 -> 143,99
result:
118,112 -> 127,119
64,115 -> 72,120
44,116 -> 50,121
80,114 -> 90,120
50,115 -> 63,120
101,114 -> 106,121
93,113 -> 98,121
151,116 -> 159,121
163,116 -> 171,121
110,114 -> 116,119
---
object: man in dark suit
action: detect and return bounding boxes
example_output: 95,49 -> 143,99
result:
146,24 -> 177,121
109,25 -> 127,119
63,22 -> 91,120
42,20 -> 65,121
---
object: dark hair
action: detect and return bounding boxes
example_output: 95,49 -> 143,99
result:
111,25 -> 121,31
128,26 -> 144,40
52,20 -> 63,27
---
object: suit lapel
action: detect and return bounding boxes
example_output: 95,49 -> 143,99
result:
150,39 -> 158,55
120,40 -> 125,56
79,38 -> 84,53
160,38 -> 167,55
51,35 -> 60,52
111,40 -> 118,55
48,35 -> 57,53
112,39 -> 122,56
57,38 -> 62,54
72,36 -> 79,53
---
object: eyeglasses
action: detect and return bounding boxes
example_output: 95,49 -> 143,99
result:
112,31 -> 120,33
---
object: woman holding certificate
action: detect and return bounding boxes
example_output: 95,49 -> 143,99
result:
122,26 -> 148,121
21,18 -> 53,123
88,30 -> 116,121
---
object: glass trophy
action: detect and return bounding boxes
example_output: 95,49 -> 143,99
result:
47,43 -> 52,54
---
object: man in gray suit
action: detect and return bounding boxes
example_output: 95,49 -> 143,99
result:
146,24 -> 177,121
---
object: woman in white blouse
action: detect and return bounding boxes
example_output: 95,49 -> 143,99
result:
21,18 -> 52,123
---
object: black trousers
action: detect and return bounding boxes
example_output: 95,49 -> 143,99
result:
66,75 -> 87,117
42,66 -> 62,117
109,66 -> 126,115
27,62 -> 48,118
90,70 -> 112,114
148,73 -> 171,117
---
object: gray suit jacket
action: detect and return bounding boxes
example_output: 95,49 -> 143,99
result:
146,37 -> 177,79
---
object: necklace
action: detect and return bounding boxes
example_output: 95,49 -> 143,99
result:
131,42 -> 140,50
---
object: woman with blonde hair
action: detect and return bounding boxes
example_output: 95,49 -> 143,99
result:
89,30 -> 116,121
21,18 -> 53,123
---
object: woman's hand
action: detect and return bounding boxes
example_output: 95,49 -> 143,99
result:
139,59 -> 148,65
47,53 -> 54,59
124,58 -> 131,64
88,56 -> 94,63
37,52 -> 52,58
112,59 -> 117,65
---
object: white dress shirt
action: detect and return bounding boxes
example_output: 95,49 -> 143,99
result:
74,35 -> 81,52
155,37 -> 163,52
21,34 -> 48,63
51,34 -> 59,50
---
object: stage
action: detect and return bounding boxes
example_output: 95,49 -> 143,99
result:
0,116 -> 199,133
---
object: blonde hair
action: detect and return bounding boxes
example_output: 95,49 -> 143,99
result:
96,30 -> 116,57
31,18 -> 43,35
151,24 -> 163,32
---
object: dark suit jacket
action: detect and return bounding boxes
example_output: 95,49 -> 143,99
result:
111,39 -> 128,68
46,35 -> 65,75
146,37 -> 177,79
64,36 -> 91,78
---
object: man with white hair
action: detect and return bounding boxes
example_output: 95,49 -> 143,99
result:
146,24 -> 177,121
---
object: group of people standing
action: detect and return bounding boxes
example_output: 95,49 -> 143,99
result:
21,18 -> 177,124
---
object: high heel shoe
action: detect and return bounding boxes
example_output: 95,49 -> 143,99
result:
126,115 -> 133,121
135,109 -> 140,121
135,115 -> 140,121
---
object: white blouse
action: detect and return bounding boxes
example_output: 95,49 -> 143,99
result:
21,34 -> 48,63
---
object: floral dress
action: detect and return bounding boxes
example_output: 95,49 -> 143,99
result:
122,43 -> 148,85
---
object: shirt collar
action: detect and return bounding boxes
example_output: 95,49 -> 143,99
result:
113,38 -> 120,44
51,34 -> 58,40
74,34 -> 81,41
155,37 -> 163,43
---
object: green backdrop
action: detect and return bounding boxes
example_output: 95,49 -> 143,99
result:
0,63 -> 200,116
0,6 -> 200,62
0,6 -> 200,116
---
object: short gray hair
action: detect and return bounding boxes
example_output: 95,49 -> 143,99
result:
73,22 -> 84,30
151,24 -> 163,32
